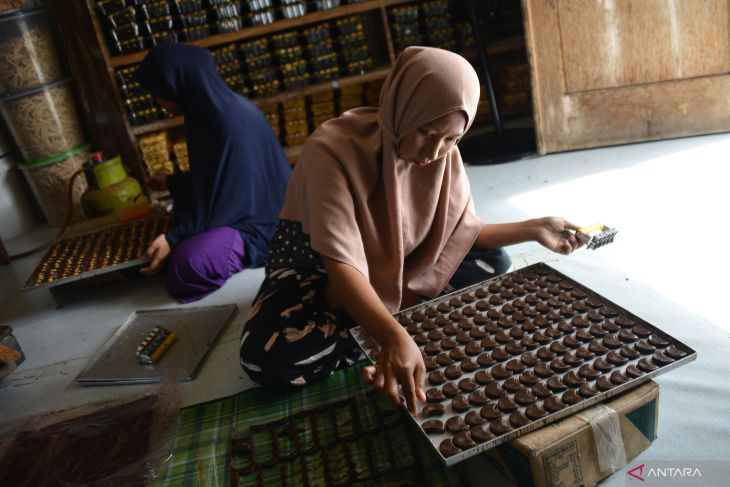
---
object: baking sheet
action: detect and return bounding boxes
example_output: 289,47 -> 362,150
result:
351,262 -> 697,466
76,304 -> 237,385
22,215 -> 171,292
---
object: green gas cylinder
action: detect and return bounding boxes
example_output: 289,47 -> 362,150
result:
81,154 -> 148,219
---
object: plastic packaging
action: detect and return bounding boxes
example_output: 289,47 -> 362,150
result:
575,403 -> 628,474
138,1 -> 172,20
0,382 -> 180,487
0,9 -> 64,94
17,143 -> 90,226
0,78 -> 85,162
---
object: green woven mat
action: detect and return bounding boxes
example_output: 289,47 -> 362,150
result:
157,363 -> 467,487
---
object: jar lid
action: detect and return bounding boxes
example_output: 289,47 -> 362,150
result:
17,143 -> 91,169
0,77 -> 70,102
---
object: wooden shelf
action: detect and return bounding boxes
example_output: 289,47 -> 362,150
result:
256,66 -> 390,104
132,115 -> 184,136
110,0 -> 415,67
60,0 -> 533,183
132,66 -> 391,135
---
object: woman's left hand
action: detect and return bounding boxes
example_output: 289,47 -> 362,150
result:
141,233 -> 171,275
533,217 -> 583,255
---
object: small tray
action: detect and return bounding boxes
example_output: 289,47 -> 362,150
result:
351,262 -> 696,466
76,304 -> 237,385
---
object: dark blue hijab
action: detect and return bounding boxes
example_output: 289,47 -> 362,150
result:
136,43 -> 291,267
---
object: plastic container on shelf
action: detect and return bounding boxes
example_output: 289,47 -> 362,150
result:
0,9 -> 65,95
0,78 -> 85,162
17,143 -> 90,227
0,153 -> 36,240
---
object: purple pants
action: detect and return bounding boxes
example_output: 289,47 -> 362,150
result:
166,227 -> 246,303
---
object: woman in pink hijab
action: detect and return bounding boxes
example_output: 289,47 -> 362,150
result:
240,47 -> 582,414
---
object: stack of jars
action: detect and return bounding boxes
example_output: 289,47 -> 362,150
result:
98,0 -> 178,54
212,44 -> 249,96
210,0 -> 244,34
304,23 -> 339,84
174,0 -> 212,42
282,97 -> 308,147
0,9 -> 89,226
279,0 -> 307,20
273,32 -> 309,90
336,16 -> 374,75
259,102 -> 281,139
421,0 -> 456,51
337,83 -> 364,114
388,5 -> 421,54
309,91 -> 335,130
244,0 -> 274,27
138,131 -> 174,175
116,64 -> 166,126
240,37 -> 279,97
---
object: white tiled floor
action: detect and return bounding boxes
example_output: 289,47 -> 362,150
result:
1,133 -> 728,482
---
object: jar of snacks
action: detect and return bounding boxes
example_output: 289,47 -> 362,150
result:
0,78 -> 85,162
0,9 -> 64,94
17,143 -> 90,226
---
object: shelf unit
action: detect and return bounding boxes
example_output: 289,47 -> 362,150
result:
131,67 -> 394,136
54,0 -> 530,183
110,0 -> 414,67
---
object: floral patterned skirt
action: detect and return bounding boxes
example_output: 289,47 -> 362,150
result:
239,222 -> 512,388
239,265 -> 361,387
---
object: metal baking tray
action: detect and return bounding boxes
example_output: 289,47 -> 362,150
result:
351,262 -> 697,466
21,215 -> 171,292
76,304 -> 237,385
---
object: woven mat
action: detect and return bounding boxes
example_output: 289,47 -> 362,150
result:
157,363 -> 467,487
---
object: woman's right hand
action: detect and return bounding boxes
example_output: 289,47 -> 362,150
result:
140,233 -> 171,275
321,256 -> 426,415
362,331 -> 426,416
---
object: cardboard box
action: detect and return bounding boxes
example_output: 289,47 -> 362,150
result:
485,381 -> 659,487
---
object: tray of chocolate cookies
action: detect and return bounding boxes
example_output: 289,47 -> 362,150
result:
22,215 -> 171,292
351,262 -> 696,466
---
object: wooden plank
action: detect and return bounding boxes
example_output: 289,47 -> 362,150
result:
132,116 -> 184,136
523,0 -> 730,154
520,0 -> 559,154
260,67 -> 391,104
559,0 -> 730,93
539,74 -> 730,152
110,0 -> 416,67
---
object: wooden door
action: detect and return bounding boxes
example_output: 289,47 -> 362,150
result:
522,0 -> 730,154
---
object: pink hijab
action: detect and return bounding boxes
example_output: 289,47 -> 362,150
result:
280,46 -> 484,312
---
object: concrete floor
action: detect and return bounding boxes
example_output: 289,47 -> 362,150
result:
1,132 -> 728,483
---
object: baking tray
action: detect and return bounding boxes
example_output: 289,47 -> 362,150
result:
21,215 -> 171,292
351,262 -> 697,466
76,304 -> 237,385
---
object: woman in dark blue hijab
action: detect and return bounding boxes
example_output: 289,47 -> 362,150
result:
136,43 -> 291,303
